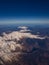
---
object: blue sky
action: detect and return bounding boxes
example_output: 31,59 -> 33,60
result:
0,0 -> 49,24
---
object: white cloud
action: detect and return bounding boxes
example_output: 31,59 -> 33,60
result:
0,26 -> 48,64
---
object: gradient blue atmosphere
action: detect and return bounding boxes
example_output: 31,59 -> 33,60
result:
0,0 -> 49,24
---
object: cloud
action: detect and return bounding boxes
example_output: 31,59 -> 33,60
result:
18,26 -> 28,29
0,26 -> 47,65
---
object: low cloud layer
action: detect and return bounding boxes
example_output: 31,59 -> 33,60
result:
0,26 -> 47,53
0,26 -> 49,65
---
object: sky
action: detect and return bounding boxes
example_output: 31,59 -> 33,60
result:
0,0 -> 49,24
